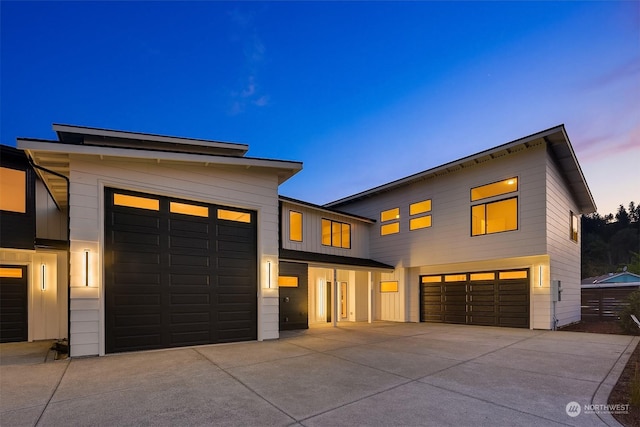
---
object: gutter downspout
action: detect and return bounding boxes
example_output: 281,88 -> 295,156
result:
27,157 -> 71,351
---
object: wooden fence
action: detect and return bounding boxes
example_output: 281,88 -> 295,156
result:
581,287 -> 638,320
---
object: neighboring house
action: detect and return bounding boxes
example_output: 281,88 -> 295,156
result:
581,272 -> 640,320
0,123 -> 595,356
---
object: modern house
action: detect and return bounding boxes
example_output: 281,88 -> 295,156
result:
0,123 -> 596,357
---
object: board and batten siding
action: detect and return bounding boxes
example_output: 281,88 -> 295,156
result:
545,149 -> 582,327
280,201 -> 371,259
67,154 -> 282,356
337,144 -> 549,269
35,179 -> 67,241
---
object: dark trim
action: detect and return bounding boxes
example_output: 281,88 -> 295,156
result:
35,238 -> 70,250
279,249 -> 393,270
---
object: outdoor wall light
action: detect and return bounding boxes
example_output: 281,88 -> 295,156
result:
267,261 -> 272,288
539,265 -> 543,287
84,249 -> 90,286
41,264 -> 46,291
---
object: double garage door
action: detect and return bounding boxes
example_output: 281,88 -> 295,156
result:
420,269 -> 529,328
105,188 -> 257,354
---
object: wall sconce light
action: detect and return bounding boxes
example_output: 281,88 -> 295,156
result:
538,265 -> 543,287
41,264 -> 46,291
84,249 -> 90,286
267,261 -> 272,288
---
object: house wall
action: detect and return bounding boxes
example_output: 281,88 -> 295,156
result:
67,154 -> 282,356
334,143 -> 548,268
35,179 -> 67,241
280,201 -> 370,259
546,148 -> 582,327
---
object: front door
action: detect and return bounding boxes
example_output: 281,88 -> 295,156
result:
0,265 -> 28,343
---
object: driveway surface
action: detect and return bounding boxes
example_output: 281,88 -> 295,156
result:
1,322 -> 637,426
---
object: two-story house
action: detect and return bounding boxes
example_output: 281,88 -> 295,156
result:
0,124 -> 595,357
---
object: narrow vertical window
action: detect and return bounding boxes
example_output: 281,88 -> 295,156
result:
289,211 -> 303,242
570,211 -> 579,242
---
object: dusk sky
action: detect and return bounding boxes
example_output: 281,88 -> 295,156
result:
1,1 -> 638,217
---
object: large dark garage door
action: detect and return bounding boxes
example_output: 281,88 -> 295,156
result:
420,269 -> 529,328
0,265 -> 28,343
105,188 -> 257,354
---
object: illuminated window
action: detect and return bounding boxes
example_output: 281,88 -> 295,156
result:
570,211 -> 579,242
289,211 -> 303,242
381,222 -> 400,235
410,215 -> 432,230
278,276 -> 299,288
445,274 -> 467,282
381,208 -> 400,222
470,272 -> 495,281
472,197 -> 517,236
471,177 -> 518,202
499,270 -> 528,280
381,281 -> 398,292
421,275 -> 441,283
170,201 -> 209,217
0,167 -> 26,213
410,200 -> 431,215
0,267 -> 23,278
218,209 -> 251,223
114,193 -> 159,211
321,219 -> 351,248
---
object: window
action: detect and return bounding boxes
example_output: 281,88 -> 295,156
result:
570,211 -> 579,242
421,275 -> 442,283
114,193 -> 159,211
380,281 -> 398,292
472,197 -> 518,236
409,199 -> 432,231
445,274 -> 467,282
0,167 -> 26,213
278,276 -> 299,288
471,177 -> 518,201
381,207 -> 400,235
321,219 -> 351,248
470,272 -> 495,281
499,270 -> 528,280
218,209 -> 251,223
170,201 -> 209,217
0,267 -> 23,278
289,211 -> 303,242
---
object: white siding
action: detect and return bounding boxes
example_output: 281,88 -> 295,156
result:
546,152 -> 582,327
337,144 -> 549,268
281,201 -> 371,259
67,154 -> 282,356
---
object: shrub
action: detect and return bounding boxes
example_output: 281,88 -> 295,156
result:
619,291 -> 640,335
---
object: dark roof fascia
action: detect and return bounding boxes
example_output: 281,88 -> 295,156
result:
279,248 -> 394,270
35,238 -> 70,250
325,125 -> 570,208
279,195 -> 376,224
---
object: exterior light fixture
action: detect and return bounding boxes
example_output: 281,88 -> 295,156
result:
267,261 -> 272,288
41,264 -> 46,291
84,249 -> 90,286
539,265 -> 543,287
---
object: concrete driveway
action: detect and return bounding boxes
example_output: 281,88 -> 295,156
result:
1,323 -> 637,427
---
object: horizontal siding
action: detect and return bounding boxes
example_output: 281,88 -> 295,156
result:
338,144 -> 548,267
546,151 -> 582,326
281,202 -> 371,258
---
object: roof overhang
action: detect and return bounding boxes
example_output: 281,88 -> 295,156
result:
326,125 -> 597,214
279,249 -> 394,271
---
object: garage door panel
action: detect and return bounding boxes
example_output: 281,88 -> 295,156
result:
105,188 -> 256,354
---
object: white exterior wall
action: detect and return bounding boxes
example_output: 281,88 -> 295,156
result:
546,151 -> 582,327
281,201 -> 370,258
337,143 -> 548,268
67,154 -> 282,356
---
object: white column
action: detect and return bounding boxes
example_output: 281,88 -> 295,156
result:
332,269 -> 338,327
367,271 -> 372,323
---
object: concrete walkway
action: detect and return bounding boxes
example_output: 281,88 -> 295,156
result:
1,323 -> 637,426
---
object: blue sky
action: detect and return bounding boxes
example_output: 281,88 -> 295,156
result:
1,1 -> 638,216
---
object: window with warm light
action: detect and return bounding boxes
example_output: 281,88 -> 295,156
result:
471,177 -> 518,201
380,207 -> 400,235
380,281 -> 398,292
471,197 -> 518,236
0,167 -> 26,213
170,201 -> 209,217
409,199 -> 432,231
289,211 -> 303,242
218,209 -> 251,223
381,222 -> 400,235
410,200 -> 431,215
381,208 -> 400,222
114,193 -> 159,211
570,211 -> 579,242
321,219 -> 351,248
278,276 -> 299,287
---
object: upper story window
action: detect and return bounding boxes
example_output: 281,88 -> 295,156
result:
322,219 -> 351,248
410,199 -> 432,231
0,167 -> 26,213
289,210 -> 303,242
570,211 -> 579,242
471,177 -> 519,236
381,207 -> 400,235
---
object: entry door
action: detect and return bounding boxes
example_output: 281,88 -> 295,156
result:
278,262 -> 308,331
0,265 -> 28,343
340,282 -> 348,319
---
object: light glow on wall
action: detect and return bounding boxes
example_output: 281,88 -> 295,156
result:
41,264 -> 46,291
317,279 -> 325,318
84,249 -> 90,286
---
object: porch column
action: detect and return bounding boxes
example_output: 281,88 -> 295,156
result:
367,271 -> 372,323
332,269 -> 338,327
